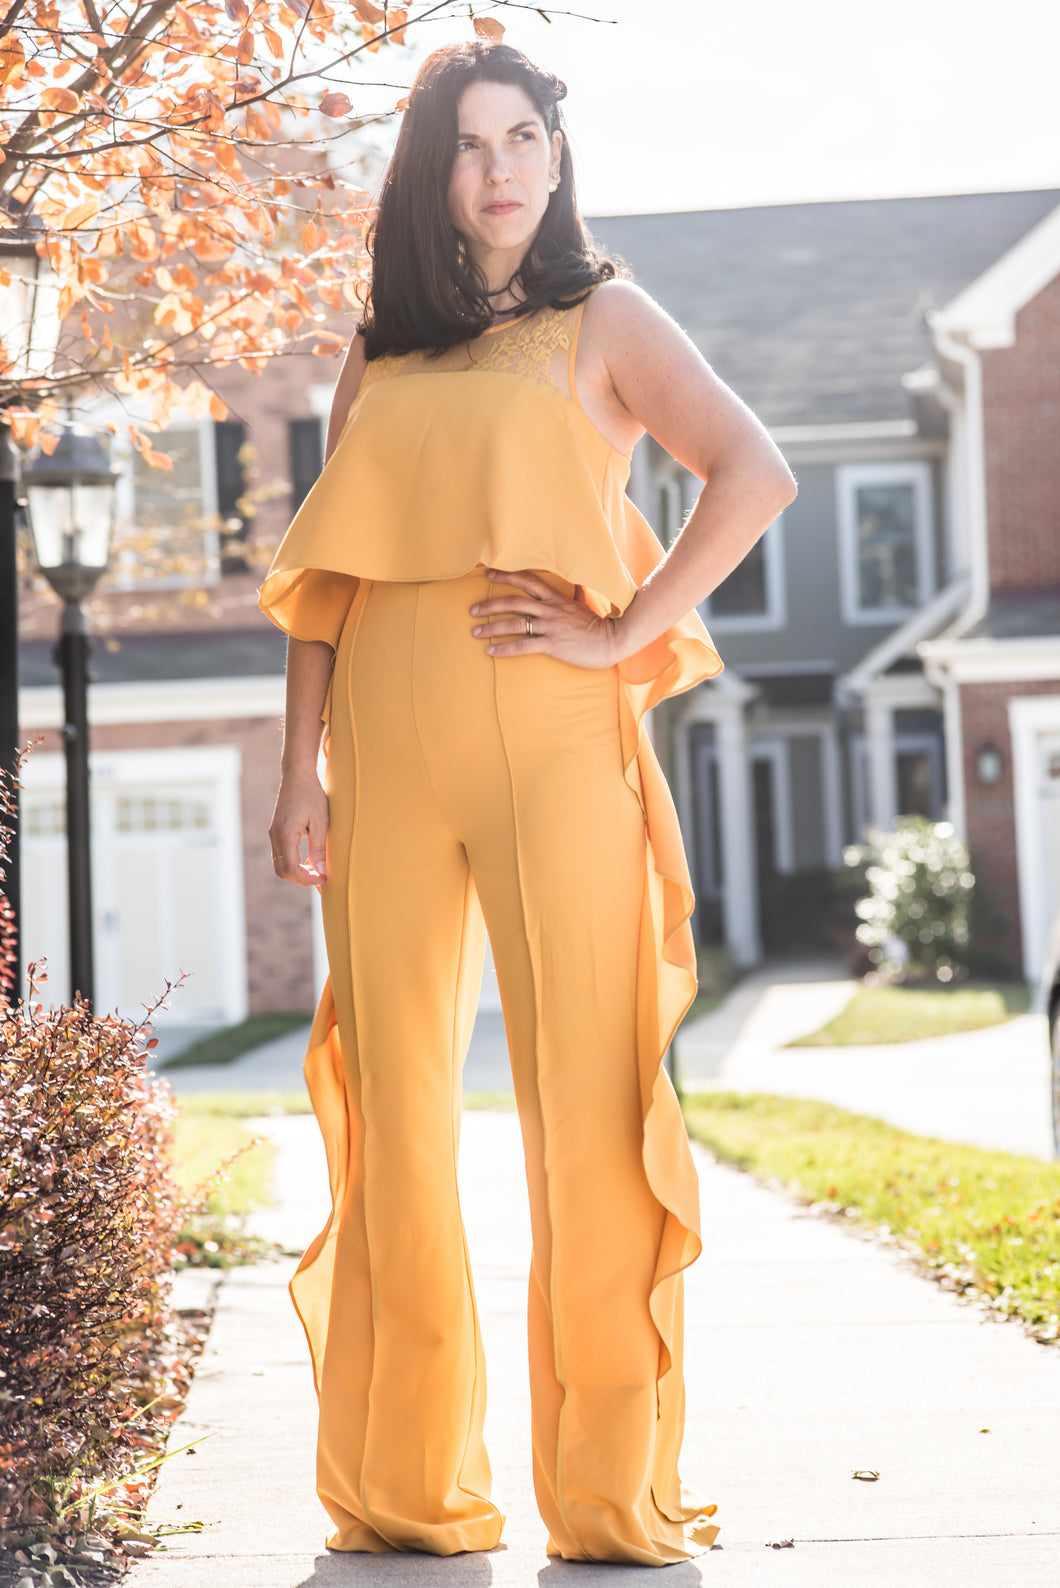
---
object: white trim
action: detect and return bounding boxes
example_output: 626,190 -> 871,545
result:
702,515 -> 786,633
744,716 -> 844,868
865,694 -> 899,830
932,202 -> 1060,350
860,673 -> 941,710
837,461 -> 936,626
917,635 -> 1060,684
839,578 -> 970,697
770,419 -> 918,445
930,329 -> 989,621
679,682 -> 761,965
20,674 -> 286,730
1009,695 -> 1060,981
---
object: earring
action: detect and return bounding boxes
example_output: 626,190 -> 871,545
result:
549,174 -> 560,192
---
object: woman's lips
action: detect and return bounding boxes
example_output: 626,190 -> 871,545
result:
482,202 -> 521,215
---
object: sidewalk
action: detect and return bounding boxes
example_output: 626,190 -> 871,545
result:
678,960 -> 1055,1161
134,1105 -> 1060,1587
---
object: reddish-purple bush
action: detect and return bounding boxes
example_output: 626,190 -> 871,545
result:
0,985 -> 185,1549
0,757 -> 188,1555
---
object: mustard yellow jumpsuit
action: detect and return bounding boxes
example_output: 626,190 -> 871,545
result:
258,297 -> 724,1565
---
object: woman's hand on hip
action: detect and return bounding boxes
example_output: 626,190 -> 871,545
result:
470,569 -> 620,669
269,771 -> 328,887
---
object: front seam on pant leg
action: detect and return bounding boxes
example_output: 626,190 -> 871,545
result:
487,604 -> 588,1563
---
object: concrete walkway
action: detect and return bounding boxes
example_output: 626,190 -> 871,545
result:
677,960 -> 1055,1161
135,1101 -> 1060,1587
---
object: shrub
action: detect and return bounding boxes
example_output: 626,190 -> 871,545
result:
844,815 -> 976,983
0,977 -> 187,1557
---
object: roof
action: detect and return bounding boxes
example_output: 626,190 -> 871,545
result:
959,586 -> 1060,642
932,203 -> 1060,349
589,190 -> 1060,429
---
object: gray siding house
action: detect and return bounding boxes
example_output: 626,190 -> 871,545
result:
592,191 -> 1060,967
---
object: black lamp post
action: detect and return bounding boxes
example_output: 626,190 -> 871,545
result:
23,426 -> 117,1009
1,216 -> 61,998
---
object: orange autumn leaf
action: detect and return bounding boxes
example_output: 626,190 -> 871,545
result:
301,219 -> 318,252
473,16 -> 505,42
352,0 -> 385,20
41,85 -> 80,114
6,410 -> 40,447
319,91 -> 352,118
0,28 -> 25,86
209,392 -> 228,421
312,341 -> 343,356
236,29 -> 254,65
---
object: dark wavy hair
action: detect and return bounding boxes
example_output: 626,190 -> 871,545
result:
358,41 -> 620,358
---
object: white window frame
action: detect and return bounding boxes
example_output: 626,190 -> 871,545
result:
837,462 -> 935,626
79,397 -> 220,592
701,514 -> 787,633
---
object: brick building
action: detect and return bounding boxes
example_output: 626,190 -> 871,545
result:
920,208 -> 1060,979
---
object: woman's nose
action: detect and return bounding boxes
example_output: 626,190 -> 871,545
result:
483,144 -> 513,182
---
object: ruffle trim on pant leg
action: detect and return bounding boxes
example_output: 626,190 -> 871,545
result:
288,978 -> 349,1399
617,624 -> 725,1559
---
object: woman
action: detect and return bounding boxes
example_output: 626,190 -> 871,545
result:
260,39 -> 795,1566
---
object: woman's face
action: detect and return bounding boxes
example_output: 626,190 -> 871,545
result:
447,80 -> 563,281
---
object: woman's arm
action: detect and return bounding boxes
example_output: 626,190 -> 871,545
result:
469,280 -> 796,666
270,338 -> 369,885
269,638 -> 333,885
586,279 -> 797,658
325,330 -> 368,461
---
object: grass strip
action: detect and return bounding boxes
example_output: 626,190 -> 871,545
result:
160,1013 -> 310,1070
789,983 -> 1031,1047
170,1106 -> 280,1268
172,1089 -> 313,1117
682,1091 -> 1060,1343
463,1091 -> 517,1110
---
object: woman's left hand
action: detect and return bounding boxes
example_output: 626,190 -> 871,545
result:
470,569 -> 621,669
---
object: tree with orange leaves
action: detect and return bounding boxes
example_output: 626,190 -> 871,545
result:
0,2 -> 527,452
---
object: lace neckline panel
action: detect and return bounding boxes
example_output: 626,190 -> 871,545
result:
359,302 -> 579,399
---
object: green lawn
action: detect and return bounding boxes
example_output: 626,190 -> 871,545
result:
170,1097 -> 280,1266
789,983 -> 1032,1047
160,1013 -> 310,1070
683,1091 -> 1060,1343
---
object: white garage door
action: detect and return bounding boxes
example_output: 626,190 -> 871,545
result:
20,746 -> 246,1026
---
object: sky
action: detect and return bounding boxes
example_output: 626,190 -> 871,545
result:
359,0 -> 1060,215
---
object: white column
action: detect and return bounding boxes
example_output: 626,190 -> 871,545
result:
865,692 -> 898,831
715,701 -> 761,967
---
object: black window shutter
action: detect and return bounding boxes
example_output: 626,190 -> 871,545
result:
214,420 -> 248,573
289,417 -> 324,513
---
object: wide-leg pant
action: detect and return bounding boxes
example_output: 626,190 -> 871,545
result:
299,568 -> 720,1564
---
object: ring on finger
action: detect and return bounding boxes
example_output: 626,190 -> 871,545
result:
525,616 -> 534,637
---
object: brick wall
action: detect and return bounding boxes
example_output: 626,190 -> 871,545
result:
959,677 -> 1060,972
981,272 -> 1060,590
20,715 -> 317,1017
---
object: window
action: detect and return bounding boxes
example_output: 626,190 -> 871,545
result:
289,416 -> 324,513
106,420 -> 219,591
837,463 -> 934,624
701,516 -> 786,631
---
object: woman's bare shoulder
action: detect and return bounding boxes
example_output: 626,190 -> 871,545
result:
581,277 -> 679,347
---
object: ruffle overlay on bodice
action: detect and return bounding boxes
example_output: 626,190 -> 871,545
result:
258,303 -> 724,1556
